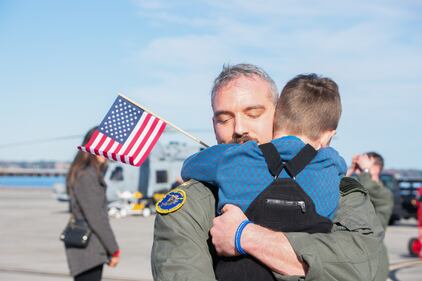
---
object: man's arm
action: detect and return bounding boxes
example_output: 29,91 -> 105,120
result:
282,179 -> 386,281
211,177 -> 386,281
152,178 -> 386,281
151,180 -> 217,281
210,204 -> 307,276
357,172 -> 394,229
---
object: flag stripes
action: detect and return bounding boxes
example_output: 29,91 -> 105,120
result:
78,96 -> 167,167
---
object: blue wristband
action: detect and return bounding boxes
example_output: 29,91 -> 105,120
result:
235,219 -> 252,255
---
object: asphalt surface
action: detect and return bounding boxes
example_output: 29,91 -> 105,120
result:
0,188 -> 421,281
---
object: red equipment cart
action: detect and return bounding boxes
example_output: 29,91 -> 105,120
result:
408,186 -> 422,258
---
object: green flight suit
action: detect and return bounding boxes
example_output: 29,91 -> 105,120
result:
151,177 -> 387,281
355,172 -> 394,281
356,172 -> 394,230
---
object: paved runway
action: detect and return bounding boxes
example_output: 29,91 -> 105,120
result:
0,188 -> 421,280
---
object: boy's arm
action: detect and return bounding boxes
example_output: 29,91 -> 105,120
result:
181,144 -> 233,185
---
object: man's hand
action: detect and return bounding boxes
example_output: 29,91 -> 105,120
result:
211,204 -> 307,275
107,256 -> 119,267
346,154 -> 361,176
210,204 -> 247,256
356,154 -> 374,172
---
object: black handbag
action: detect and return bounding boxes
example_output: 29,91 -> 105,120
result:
60,216 -> 92,248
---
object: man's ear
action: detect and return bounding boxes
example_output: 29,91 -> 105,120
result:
320,130 -> 336,147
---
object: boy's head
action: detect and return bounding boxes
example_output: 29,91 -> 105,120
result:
274,74 -> 341,148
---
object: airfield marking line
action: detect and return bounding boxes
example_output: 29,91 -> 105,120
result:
387,259 -> 422,281
389,259 -> 422,270
0,265 -> 152,281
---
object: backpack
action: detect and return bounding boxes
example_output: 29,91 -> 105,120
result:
215,143 -> 333,281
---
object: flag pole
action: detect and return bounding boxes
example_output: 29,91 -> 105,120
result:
118,93 -> 209,148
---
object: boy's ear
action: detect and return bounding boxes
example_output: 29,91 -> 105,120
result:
320,130 -> 336,147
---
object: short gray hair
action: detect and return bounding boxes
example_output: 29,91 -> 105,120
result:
211,63 -> 278,106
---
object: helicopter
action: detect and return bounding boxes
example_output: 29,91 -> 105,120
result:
52,139 -> 202,217
105,140 -> 201,217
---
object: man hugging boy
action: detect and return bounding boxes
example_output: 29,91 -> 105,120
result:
181,74 -> 346,281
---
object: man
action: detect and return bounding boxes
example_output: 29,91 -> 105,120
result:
347,152 -> 394,276
151,64 -> 387,280
347,152 -> 394,230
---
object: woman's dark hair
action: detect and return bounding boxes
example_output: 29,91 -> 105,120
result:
66,127 -> 107,193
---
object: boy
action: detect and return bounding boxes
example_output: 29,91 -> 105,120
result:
181,74 -> 346,280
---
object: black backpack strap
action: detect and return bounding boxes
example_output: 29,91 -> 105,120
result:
285,144 -> 317,179
259,143 -> 317,179
258,143 -> 284,178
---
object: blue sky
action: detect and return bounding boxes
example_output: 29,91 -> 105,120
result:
0,0 -> 421,169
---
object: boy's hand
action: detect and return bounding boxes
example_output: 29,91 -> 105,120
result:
210,204 -> 247,256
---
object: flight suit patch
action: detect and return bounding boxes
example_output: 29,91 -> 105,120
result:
156,189 -> 186,214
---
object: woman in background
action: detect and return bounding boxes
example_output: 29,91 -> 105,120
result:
65,127 -> 120,281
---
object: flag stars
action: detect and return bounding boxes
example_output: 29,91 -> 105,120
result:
99,98 -> 147,143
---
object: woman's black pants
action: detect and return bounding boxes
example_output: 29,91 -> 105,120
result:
74,264 -> 103,281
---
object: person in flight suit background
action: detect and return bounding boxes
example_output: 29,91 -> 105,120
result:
347,152 -> 394,229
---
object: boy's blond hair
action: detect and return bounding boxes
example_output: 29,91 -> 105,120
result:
274,74 -> 341,141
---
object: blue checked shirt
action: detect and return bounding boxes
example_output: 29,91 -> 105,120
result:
181,136 -> 347,218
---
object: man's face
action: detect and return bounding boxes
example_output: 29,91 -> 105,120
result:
212,75 -> 275,144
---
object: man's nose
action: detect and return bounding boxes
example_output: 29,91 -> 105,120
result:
233,116 -> 248,136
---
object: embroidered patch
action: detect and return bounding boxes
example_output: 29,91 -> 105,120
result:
156,189 -> 186,214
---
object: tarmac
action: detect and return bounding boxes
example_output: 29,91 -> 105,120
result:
0,188 -> 421,281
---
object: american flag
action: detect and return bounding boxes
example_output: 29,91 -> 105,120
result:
78,95 -> 166,166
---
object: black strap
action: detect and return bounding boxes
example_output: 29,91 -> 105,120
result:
258,143 -> 284,178
285,144 -> 317,178
259,143 -> 317,179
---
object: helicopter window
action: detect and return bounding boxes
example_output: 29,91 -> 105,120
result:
156,170 -> 168,183
110,166 -> 124,181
